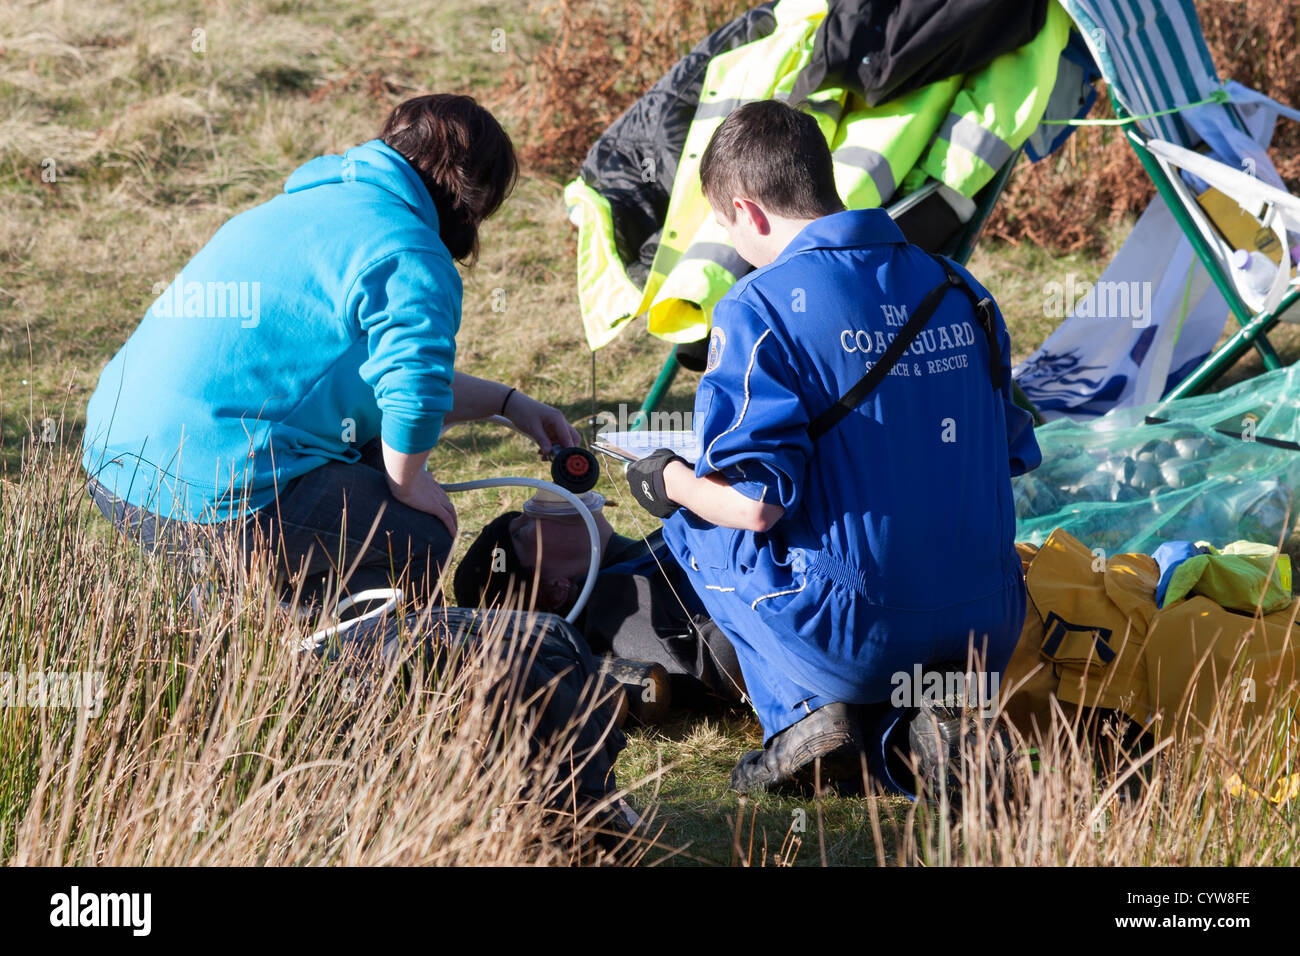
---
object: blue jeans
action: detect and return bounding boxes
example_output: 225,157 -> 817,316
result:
87,440 -> 454,606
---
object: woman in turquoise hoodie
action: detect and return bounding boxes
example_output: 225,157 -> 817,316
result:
82,94 -> 579,606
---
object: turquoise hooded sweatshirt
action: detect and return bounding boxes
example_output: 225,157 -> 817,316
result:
82,140 -> 461,523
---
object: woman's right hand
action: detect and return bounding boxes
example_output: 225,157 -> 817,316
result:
381,440 -> 458,538
389,469 -> 458,538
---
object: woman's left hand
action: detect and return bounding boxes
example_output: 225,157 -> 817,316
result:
503,390 -> 582,455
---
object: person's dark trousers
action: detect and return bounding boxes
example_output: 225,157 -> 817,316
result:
86,439 -> 454,608
86,475 -> 214,570
579,571 -> 748,706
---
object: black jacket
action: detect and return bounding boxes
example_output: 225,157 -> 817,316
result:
789,0 -> 1052,106
578,3 -> 780,283
579,1 -> 1051,283
576,532 -> 746,704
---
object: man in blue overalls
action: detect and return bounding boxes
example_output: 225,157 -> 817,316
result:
626,100 -> 1041,795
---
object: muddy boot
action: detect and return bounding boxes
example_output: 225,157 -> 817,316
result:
601,657 -> 672,725
907,694 -> 1013,815
729,702 -> 864,794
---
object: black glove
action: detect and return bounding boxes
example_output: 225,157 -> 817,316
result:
626,448 -> 687,519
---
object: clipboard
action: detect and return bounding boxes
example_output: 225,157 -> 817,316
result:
592,430 -> 701,464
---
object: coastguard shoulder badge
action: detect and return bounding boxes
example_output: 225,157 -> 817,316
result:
705,325 -> 726,373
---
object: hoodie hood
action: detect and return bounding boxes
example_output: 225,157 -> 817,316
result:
284,139 -> 440,233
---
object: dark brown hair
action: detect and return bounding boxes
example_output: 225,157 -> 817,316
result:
453,511 -> 529,609
700,99 -> 844,222
380,93 -> 518,265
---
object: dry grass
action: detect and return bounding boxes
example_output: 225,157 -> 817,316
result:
610,648 -> 1298,866
3,431 -> 1295,866
0,447 -> 661,865
916,674 -> 1298,866
1,0 -> 1297,866
497,0 -> 749,177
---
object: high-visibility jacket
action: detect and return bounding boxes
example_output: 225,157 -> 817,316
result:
638,0 -> 827,343
566,0 -> 1073,348
920,0 -> 1072,197
830,79 -> 958,211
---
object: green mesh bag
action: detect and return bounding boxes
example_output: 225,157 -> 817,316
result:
1014,366 -> 1300,555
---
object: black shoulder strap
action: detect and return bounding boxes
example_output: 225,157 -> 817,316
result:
807,254 -> 1003,442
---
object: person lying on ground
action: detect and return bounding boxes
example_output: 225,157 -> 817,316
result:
453,503 -> 748,718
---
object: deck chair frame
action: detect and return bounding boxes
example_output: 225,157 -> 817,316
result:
1115,86 -> 1300,401
1059,0 -> 1300,404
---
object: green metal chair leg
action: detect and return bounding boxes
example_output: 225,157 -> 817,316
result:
1120,104 -> 1293,396
1163,312 -> 1281,401
634,347 -> 680,431
1012,379 -> 1044,425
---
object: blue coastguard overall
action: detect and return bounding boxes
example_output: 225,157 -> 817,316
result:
660,209 -> 1041,777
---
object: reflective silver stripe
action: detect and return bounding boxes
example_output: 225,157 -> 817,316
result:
696,94 -> 841,124
803,97 -> 843,123
832,145 -> 896,202
694,98 -> 743,122
680,242 -> 749,280
936,112 -> 1014,170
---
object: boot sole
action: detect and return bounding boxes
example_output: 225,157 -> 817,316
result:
779,735 -> 866,795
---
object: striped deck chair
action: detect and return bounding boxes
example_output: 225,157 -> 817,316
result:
1062,0 -> 1300,401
